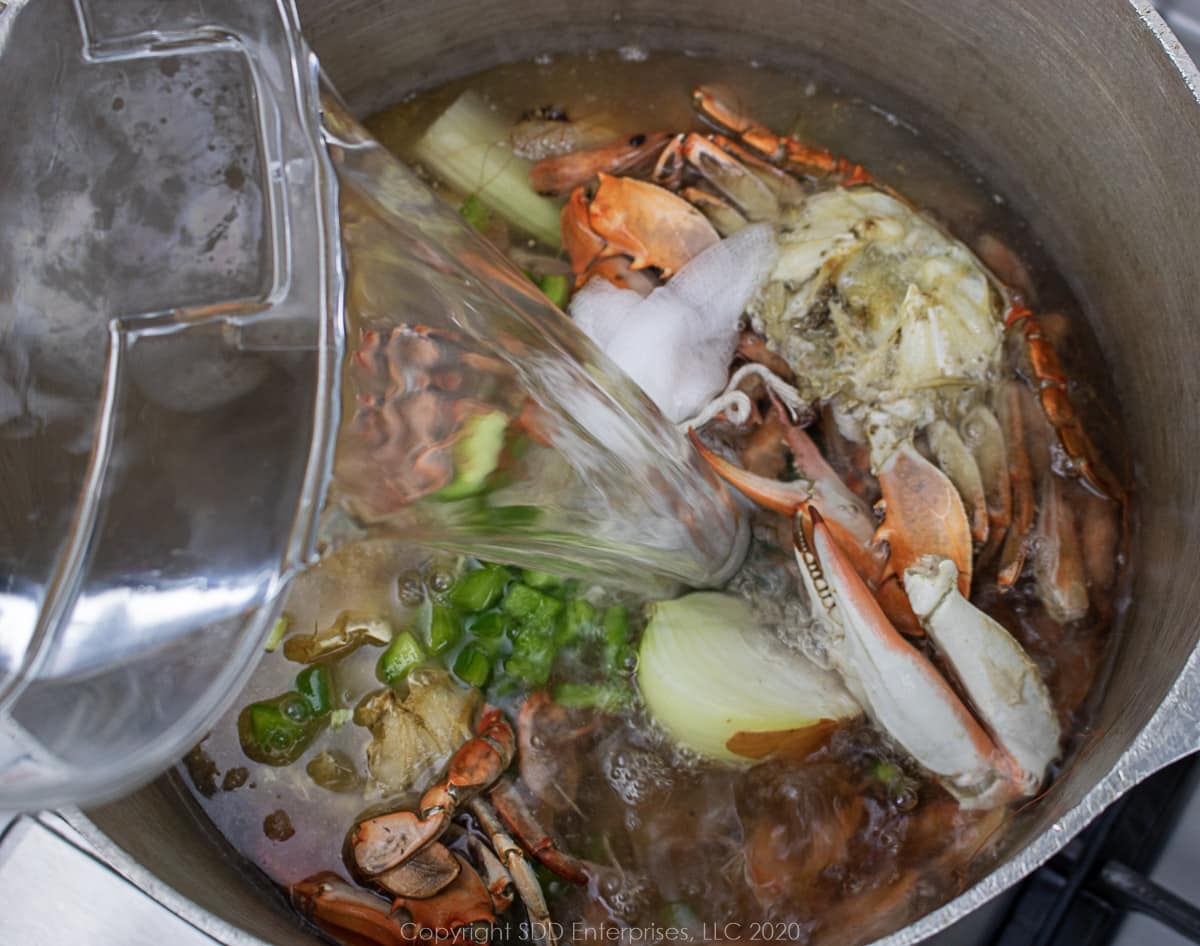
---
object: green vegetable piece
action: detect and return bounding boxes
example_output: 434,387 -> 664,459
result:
459,194 -> 492,233
376,631 -> 425,687
429,604 -> 462,654
238,698 -> 323,766
521,569 -> 562,590
558,598 -> 598,644
537,273 -> 571,308
468,610 -> 510,639
264,614 -> 290,653
453,642 -> 493,688
504,634 -> 556,686
295,666 -> 334,717
412,90 -> 563,248
602,605 -> 637,673
552,682 -> 634,713
502,583 -> 563,632
434,410 -> 509,501
449,564 -> 509,612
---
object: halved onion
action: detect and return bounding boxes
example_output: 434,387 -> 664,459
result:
637,592 -> 861,762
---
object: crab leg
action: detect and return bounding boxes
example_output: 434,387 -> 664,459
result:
1006,304 -> 1124,501
291,873 -> 413,946
926,420 -> 989,547
351,707 -> 515,875
489,777 -> 591,885
875,442 -> 973,598
959,403 -> 1012,566
692,85 -> 872,185
904,556 -> 1061,794
689,430 -> 886,587
996,382 -> 1036,588
798,510 -> 1018,808
529,131 -> 672,195
468,835 -> 516,915
677,134 -> 781,221
682,186 -> 750,235
468,794 -> 558,946
1033,474 -> 1090,624
1080,491 -> 1120,593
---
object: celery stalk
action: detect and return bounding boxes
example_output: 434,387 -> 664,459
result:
413,91 -> 563,249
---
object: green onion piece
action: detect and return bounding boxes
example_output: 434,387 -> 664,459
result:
468,610 -> 510,639
429,604 -> 462,654
502,583 -> 564,631
558,598 -> 598,644
459,194 -> 492,233
376,631 -> 425,686
295,666 -> 334,716
264,614 -> 290,653
448,564 -> 510,612
552,682 -> 634,713
537,273 -> 571,309
453,642 -> 493,688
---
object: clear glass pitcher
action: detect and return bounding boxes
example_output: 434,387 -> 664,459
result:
0,0 -> 744,809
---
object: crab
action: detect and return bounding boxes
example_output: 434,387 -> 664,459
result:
535,84 -> 1123,627
292,697 -> 590,946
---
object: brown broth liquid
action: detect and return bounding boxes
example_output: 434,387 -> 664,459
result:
183,51 -> 1131,946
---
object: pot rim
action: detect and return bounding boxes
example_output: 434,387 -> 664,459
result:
69,2 -> 1200,945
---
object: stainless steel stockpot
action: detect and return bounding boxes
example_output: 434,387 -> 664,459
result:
73,2 -> 1200,944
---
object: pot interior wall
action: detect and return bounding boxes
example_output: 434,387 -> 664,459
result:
88,1 -> 1200,943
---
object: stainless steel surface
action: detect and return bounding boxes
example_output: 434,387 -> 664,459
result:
0,814 -> 220,946
58,0 -> 1200,945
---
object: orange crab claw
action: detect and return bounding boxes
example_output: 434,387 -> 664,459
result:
688,429 -> 813,514
291,872 -> 413,946
802,509 -> 1009,801
391,854 -> 496,937
875,442 -> 973,598
530,131 -> 672,195
561,187 -> 609,285
352,810 -> 449,877
690,430 -> 901,618
586,173 -> 719,277
373,842 -> 462,900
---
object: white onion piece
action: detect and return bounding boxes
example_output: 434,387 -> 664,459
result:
637,592 -> 861,762
568,225 -> 779,423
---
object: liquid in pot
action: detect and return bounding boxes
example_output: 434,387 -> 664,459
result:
182,50 -> 1131,946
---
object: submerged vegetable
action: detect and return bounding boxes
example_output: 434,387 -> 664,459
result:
358,669 -> 480,796
283,612 -> 393,664
433,409 -> 509,502
412,90 -> 563,248
377,631 -> 426,687
448,564 -> 510,612
238,697 -> 326,766
637,593 -> 861,762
